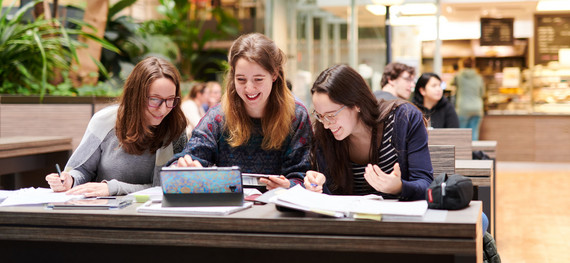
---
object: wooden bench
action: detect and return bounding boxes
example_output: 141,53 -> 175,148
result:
428,128 -> 472,159
428,145 -> 455,176
0,136 -> 72,189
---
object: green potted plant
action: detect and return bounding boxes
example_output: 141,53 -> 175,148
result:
0,0 -> 118,99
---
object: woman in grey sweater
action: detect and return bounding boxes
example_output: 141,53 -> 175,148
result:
45,57 -> 187,197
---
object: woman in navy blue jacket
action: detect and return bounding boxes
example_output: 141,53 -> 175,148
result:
305,64 -> 433,200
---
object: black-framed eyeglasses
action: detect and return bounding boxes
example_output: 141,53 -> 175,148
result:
147,96 -> 180,108
312,106 -> 346,124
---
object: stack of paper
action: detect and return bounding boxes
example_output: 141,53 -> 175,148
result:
136,201 -> 253,216
273,185 -> 428,220
0,188 -> 83,207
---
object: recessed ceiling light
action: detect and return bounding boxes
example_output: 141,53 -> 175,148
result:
537,0 -> 570,11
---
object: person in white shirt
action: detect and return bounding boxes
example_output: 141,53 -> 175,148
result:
181,82 -> 209,136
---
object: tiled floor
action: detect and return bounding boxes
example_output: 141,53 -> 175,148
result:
495,162 -> 570,263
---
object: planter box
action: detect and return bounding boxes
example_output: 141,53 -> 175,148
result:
0,96 -> 116,150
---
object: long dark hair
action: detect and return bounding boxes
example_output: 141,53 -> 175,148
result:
310,64 -> 404,194
412,72 -> 441,106
116,57 -> 187,155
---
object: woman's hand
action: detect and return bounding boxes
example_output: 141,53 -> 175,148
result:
363,163 -> 403,195
304,171 -> 326,193
45,172 -> 73,192
175,154 -> 203,167
260,176 -> 290,190
65,182 -> 110,197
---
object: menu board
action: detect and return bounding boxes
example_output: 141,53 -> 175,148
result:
534,14 -> 570,65
480,18 -> 514,46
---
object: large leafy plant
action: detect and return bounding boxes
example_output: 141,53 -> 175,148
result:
141,0 -> 240,80
0,0 -> 118,97
101,0 -> 180,85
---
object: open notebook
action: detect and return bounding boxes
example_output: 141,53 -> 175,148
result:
272,185 -> 428,220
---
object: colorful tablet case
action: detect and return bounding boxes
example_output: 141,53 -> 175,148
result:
160,166 -> 244,207
161,167 -> 242,194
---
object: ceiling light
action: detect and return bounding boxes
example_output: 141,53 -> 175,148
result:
371,0 -> 405,6
537,0 -> 570,11
366,5 -> 386,16
398,3 -> 437,16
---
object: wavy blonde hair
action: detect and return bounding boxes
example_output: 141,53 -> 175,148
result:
222,33 -> 295,150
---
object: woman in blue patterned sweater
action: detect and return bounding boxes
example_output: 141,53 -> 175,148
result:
169,33 -> 312,190
304,64 -> 433,200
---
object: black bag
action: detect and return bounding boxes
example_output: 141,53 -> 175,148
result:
426,173 -> 473,210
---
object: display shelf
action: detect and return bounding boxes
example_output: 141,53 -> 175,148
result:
532,65 -> 570,114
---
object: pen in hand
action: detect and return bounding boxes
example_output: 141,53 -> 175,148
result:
55,164 -> 65,185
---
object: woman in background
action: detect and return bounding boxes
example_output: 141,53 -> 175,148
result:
181,82 -> 209,136
45,57 -> 187,197
411,73 -> 459,128
206,81 -> 223,110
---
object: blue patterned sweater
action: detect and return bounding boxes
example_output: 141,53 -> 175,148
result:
169,102 -> 312,186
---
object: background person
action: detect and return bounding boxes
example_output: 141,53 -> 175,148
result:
305,64 -> 432,200
181,82 -> 209,136
411,73 -> 459,128
206,81 -> 223,110
453,58 -> 485,140
45,57 -> 187,197
375,62 -> 416,101
169,33 -> 312,191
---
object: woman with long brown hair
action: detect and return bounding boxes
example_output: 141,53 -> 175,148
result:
170,33 -> 312,190
304,64 -> 432,200
45,57 -> 187,197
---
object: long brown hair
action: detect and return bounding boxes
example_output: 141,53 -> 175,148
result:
311,64 -> 405,194
116,57 -> 187,155
222,33 -> 295,150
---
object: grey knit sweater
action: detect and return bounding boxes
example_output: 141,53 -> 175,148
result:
70,129 -> 186,195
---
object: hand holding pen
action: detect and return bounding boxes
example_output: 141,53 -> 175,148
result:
304,171 -> 326,193
45,164 -> 73,192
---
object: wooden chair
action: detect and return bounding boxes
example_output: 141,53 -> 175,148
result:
428,128 -> 472,160
428,144 -> 455,176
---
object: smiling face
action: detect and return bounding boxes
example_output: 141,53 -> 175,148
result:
420,77 -> 443,105
234,58 -> 275,118
145,77 -> 176,126
312,92 -> 361,141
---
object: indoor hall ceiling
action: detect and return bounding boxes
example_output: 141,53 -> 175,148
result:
317,0 -> 540,27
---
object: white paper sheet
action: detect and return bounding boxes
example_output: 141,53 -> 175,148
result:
0,187 -> 84,207
136,201 -> 253,216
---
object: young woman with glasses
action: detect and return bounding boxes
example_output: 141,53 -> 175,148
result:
304,64 -> 433,200
45,57 -> 188,197
169,33 -> 312,190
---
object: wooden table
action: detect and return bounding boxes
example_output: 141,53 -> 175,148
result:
455,160 -> 493,187
455,159 -> 494,237
0,136 -> 72,189
0,201 -> 484,263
